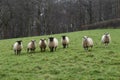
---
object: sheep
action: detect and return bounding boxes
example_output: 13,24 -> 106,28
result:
13,40 -> 23,55
39,38 -> 47,52
27,40 -> 36,53
101,32 -> 111,46
48,37 -> 58,52
61,35 -> 69,48
82,36 -> 93,50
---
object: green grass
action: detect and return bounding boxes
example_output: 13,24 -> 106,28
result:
0,29 -> 120,80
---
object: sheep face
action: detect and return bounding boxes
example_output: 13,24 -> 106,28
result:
82,37 -> 89,49
16,40 -> 22,45
62,36 -> 66,40
104,34 -> 110,43
31,40 -> 36,45
49,37 -> 54,42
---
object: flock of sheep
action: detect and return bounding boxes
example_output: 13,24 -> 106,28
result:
13,33 -> 111,55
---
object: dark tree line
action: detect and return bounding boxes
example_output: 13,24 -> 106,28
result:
0,0 -> 120,39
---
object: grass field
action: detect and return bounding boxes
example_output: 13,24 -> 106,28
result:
0,29 -> 120,80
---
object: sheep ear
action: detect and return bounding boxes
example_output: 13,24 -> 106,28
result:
107,32 -> 109,35
62,35 -> 66,37
104,32 -> 108,34
83,36 -> 85,39
16,40 -> 22,42
49,37 -> 53,39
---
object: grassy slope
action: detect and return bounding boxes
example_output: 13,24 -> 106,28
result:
0,29 -> 120,80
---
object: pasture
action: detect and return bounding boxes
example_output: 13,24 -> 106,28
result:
0,29 -> 120,80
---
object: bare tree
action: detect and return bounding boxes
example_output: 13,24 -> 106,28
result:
0,0 -> 120,39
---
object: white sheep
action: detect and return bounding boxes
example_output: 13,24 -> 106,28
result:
13,40 -> 23,55
48,37 -> 58,52
61,35 -> 69,48
82,36 -> 93,50
101,32 -> 111,46
39,38 -> 47,52
27,40 -> 36,53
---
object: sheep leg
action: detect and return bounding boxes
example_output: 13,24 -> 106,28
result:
17,50 -> 19,55
30,49 -> 32,52
50,47 -> 54,52
18,50 -> 21,55
105,43 -> 108,48
27,48 -> 29,53
31,48 -> 35,52
31,49 -> 34,52
40,48 -> 43,52
67,44 -> 69,48
55,47 -> 57,51
106,43 -> 108,46
52,47 -> 54,52
14,50 -> 17,55
84,47 -> 88,51
41,48 -> 45,52
90,46 -> 93,49
44,47 -> 46,52
17,50 -> 20,55
84,48 -> 87,51
86,48 -> 88,51
33,49 -> 35,52
16,50 -> 18,55
63,44 -> 66,48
